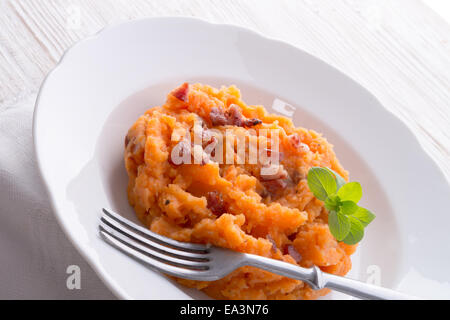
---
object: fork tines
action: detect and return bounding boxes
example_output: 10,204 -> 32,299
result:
99,208 -> 212,277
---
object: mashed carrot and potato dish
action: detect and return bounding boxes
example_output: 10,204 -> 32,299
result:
124,83 -> 356,300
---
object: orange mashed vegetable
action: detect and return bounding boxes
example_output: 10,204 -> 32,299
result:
124,83 -> 357,300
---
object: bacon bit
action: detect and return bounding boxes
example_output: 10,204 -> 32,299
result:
262,178 -> 288,194
266,234 -> 278,252
210,107 -> 228,126
243,118 -> 263,127
209,104 -> 262,127
206,191 -> 226,216
227,104 -> 261,127
226,104 -> 244,127
260,164 -> 291,195
171,82 -> 189,102
291,170 -> 305,184
288,133 -> 310,152
287,245 -> 302,263
287,232 -> 297,241
258,188 -> 269,199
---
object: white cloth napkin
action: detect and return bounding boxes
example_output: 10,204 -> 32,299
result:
0,94 -> 114,299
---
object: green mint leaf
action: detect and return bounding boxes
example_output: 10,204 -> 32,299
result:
328,210 -> 351,241
324,195 -> 341,212
324,167 -> 346,190
342,216 -> 364,245
351,206 -> 375,227
337,181 -> 362,203
340,201 -> 358,215
308,167 -> 375,245
307,167 -> 337,201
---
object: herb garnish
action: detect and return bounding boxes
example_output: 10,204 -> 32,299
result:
307,167 -> 375,245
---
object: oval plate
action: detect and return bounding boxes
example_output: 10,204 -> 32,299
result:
33,17 -> 450,299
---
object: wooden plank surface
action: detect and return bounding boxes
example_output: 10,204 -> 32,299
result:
0,0 -> 449,180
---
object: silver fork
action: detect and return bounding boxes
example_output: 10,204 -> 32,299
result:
99,208 -> 414,300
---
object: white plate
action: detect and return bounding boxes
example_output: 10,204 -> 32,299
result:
33,17 -> 450,299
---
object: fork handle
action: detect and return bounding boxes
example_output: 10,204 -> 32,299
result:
322,273 -> 414,300
243,254 -> 415,300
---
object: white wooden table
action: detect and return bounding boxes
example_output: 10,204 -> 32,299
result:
0,0 -> 449,299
